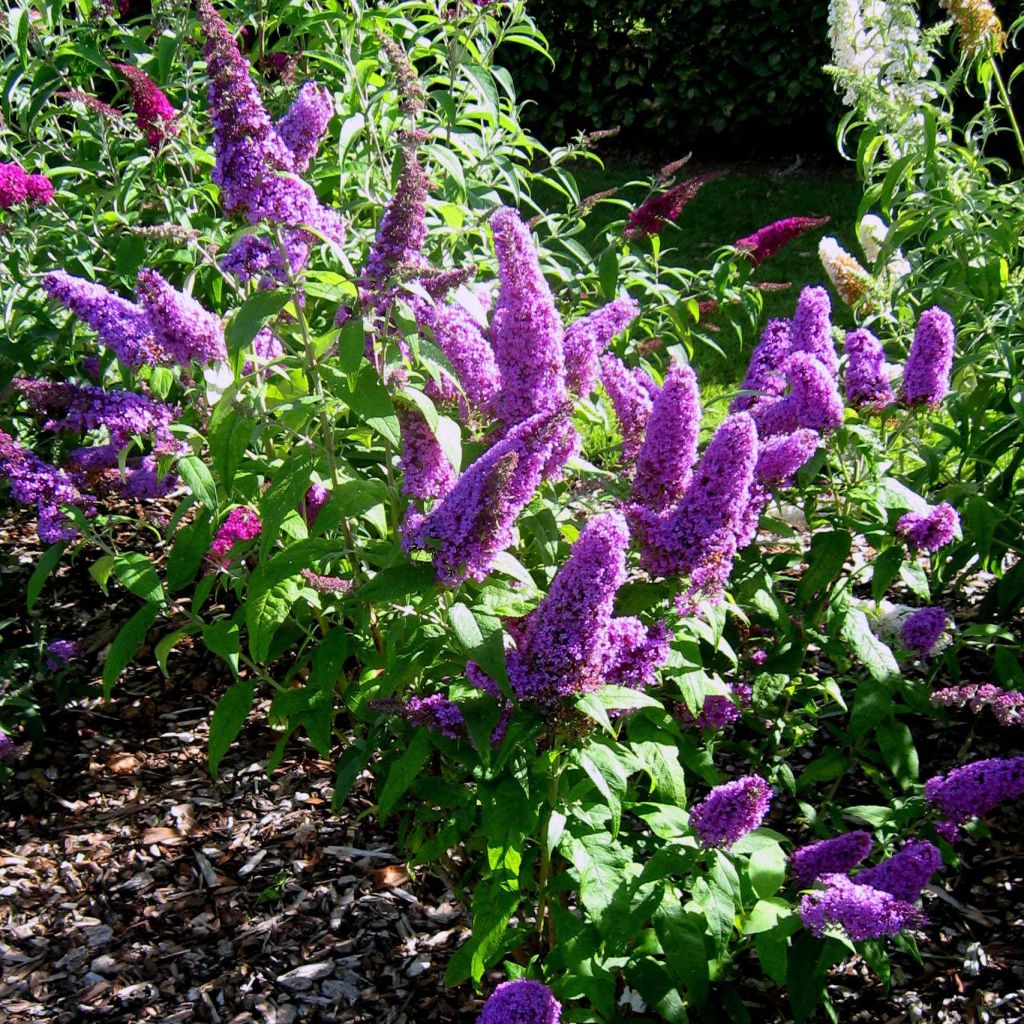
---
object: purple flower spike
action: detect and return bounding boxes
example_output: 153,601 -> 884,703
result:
563,296 -> 639,394
402,409 -> 566,586
301,483 -> 330,525
755,429 -> 820,487
600,354 -> 657,463
412,298 -> 501,415
0,428 -> 93,543
731,318 -> 793,413
360,147 -> 429,309
856,840 -> 942,903
631,413 -> 758,607
477,980 -> 562,1024
209,506 -> 261,565
925,756 -> 1024,826
790,286 -> 837,377
690,774 -> 772,849
135,269 -> 227,366
736,215 -> 831,265
42,271 -> 155,367
46,639 -> 83,671
799,873 -> 924,940
389,693 -> 464,739
505,512 -> 628,704
488,207 -> 567,424
624,171 -> 726,240
931,684 -> 1024,728
896,502 -> 960,552
632,364 -> 701,512
790,831 -> 873,889
845,328 -> 895,410
115,64 -> 178,149
274,82 -> 333,174
900,607 -> 949,657
753,353 -> 844,437
397,404 -> 457,500
901,307 -> 955,408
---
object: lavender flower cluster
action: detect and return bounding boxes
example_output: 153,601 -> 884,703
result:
931,684 -> 1024,728
477,980 -> 561,1024
689,775 -> 772,848
43,268 -> 227,368
924,756 -> 1024,835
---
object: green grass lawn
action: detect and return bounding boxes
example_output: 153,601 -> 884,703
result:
563,157 -> 865,386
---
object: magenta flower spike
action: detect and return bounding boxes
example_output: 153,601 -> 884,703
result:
115,63 -> 178,149
736,215 -> 830,265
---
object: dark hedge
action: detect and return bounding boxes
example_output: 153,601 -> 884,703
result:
505,0 -> 841,157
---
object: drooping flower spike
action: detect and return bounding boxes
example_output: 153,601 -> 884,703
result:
736,215 -> 830,265
115,63 -> 178,149
624,170 -> 725,240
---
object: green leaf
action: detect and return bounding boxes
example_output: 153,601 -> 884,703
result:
597,247 -> 619,301
177,455 -> 218,509
102,602 -> 159,697
302,628 -> 346,755
654,901 -> 710,1006
246,570 -> 301,662
876,718 -> 919,788
748,844 -> 788,898
154,628 -> 190,677
797,749 -> 851,791
871,547 -> 904,604
443,878 -> 520,985
577,743 -> 628,837
336,318 -> 365,372
355,563 -> 437,603
341,365 -> 400,444
743,897 -> 792,935
258,450 -> 317,560
378,727 -> 431,819
203,620 -> 240,676
797,530 -> 852,604
840,606 -> 900,684
165,512 -> 213,592
752,672 -> 788,712
849,678 -> 894,737
89,554 -> 116,594
27,542 -> 67,610
311,479 -> 389,537
208,677 -> 255,776
114,552 -> 165,604
332,737 -> 371,811
208,405 -> 253,490
225,291 -> 288,368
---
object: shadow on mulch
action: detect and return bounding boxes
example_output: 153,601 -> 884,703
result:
1,505 -> 1023,1023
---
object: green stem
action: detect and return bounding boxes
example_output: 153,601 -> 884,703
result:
535,744 -> 563,951
991,60 -> 1024,165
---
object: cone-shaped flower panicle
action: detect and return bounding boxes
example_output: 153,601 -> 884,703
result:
135,269 -> 226,365
209,506 -> 262,565
844,328 -> 895,409
857,214 -> 889,264
799,873 -> 924,940
396,402 -> 457,500
115,63 -> 178,148
632,413 -> 758,607
736,215 -> 830,265
791,831 -> 873,889
360,146 -> 429,307
301,482 -> 329,526
819,237 -> 872,309
42,271 -> 155,366
855,840 -> 942,903
563,296 -> 639,394
46,639 -> 83,671
690,775 -> 772,848
624,171 -> 725,240
940,0 -> 1006,56
412,298 -> 501,415
731,318 -> 793,413
790,286 -> 837,376
477,980 -> 562,1024
506,512 -> 628,703
931,684 -> 1024,728
402,408 -> 567,586
900,606 -> 949,657
632,364 -> 701,512
274,81 -> 333,174
1,161 -> 55,210
925,756 -> 1024,828
600,354 -> 657,463
753,353 -> 844,437
755,429 -> 821,487
896,502 -> 959,552
675,680 -> 752,731
14,379 -> 176,450
387,693 -> 464,739
221,232 -> 308,290
0,428 -> 93,543
488,207 -> 566,424
901,307 -> 955,408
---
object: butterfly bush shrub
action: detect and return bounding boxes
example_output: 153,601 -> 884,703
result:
1,2 -> 1022,1022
